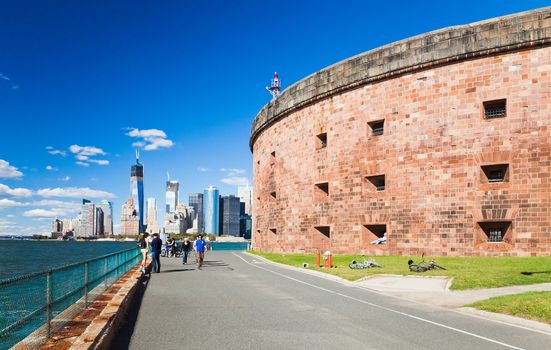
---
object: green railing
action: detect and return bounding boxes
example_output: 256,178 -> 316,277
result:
0,247 -> 141,350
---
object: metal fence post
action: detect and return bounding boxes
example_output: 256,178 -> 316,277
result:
104,257 -> 108,290
84,262 -> 89,307
46,271 -> 52,338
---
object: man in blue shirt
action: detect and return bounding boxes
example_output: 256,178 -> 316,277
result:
150,233 -> 162,273
194,235 -> 206,270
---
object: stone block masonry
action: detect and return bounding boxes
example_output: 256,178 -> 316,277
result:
250,7 -> 551,256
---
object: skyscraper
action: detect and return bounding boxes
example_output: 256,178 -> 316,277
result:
146,197 -> 160,234
203,186 -> 219,235
97,200 -> 113,235
188,193 -> 203,232
237,185 -> 253,216
95,207 -> 104,235
120,196 -> 140,235
77,202 -> 96,237
130,151 -> 145,233
165,180 -> 179,213
221,195 -> 241,236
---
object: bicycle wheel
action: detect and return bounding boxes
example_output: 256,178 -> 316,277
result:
409,264 -> 427,272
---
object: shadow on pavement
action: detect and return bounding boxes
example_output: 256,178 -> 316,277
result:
201,260 -> 233,271
161,268 -> 195,273
110,269 -> 150,349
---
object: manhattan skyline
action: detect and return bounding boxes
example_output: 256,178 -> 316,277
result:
1,0 -> 548,235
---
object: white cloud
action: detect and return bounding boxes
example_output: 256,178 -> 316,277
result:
220,168 -> 246,176
69,144 -> 108,166
46,146 -> 67,157
0,159 -> 23,179
126,128 -> 174,151
58,175 -> 71,181
88,159 -> 109,165
69,145 -> 106,156
0,183 -> 33,197
23,208 -> 68,217
127,128 -> 167,138
197,166 -> 209,172
0,198 -> 27,207
31,200 -> 81,212
45,165 -> 58,171
36,187 -> 116,199
220,177 -> 249,186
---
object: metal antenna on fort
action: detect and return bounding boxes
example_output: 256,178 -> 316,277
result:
266,72 -> 281,100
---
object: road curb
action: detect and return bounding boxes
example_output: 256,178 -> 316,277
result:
456,307 -> 551,335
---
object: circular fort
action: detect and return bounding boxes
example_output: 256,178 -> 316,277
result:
250,7 -> 551,256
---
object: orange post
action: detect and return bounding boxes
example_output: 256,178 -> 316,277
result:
315,251 -> 321,267
323,251 -> 332,268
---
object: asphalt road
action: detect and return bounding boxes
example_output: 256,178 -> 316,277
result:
121,251 -> 551,350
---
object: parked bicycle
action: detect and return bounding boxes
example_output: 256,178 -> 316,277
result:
349,257 -> 383,269
407,253 -> 446,272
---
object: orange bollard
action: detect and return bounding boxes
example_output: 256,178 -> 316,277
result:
315,251 -> 321,267
328,253 -> 333,268
323,251 -> 332,268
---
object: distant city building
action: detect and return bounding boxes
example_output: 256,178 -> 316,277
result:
165,180 -> 179,213
130,151 -> 145,233
163,204 -> 193,234
51,218 -> 63,238
95,207 -> 104,235
203,186 -> 219,235
238,185 -> 253,216
240,210 -> 252,240
188,193 -> 203,233
77,202 -> 96,237
221,195 -> 241,236
97,200 -> 113,235
62,218 -> 79,235
120,196 -> 140,235
146,197 -> 160,234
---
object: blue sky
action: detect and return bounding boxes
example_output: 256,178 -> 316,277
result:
0,0 -> 548,235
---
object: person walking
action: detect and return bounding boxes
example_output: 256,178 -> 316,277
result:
182,237 -> 192,264
150,233 -> 162,273
137,233 -> 149,273
194,235 -> 207,270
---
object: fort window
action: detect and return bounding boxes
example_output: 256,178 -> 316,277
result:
316,132 -> 327,149
478,221 -> 511,243
483,99 -> 506,119
481,164 -> 509,183
315,182 -> 329,196
270,191 -> 277,199
314,226 -> 331,238
366,175 -> 386,191
368,120 -> 385,136
271,151 -> 276,158
363,224 -> 387,245
270,228 -> 277,234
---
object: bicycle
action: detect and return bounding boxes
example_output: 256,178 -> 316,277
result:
407,254 -> 446,272
349,257 -> 383,269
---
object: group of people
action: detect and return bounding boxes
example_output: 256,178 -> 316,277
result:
137,234 -> 208,273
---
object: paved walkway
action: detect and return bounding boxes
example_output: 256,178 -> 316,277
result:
120,251 -> 551,350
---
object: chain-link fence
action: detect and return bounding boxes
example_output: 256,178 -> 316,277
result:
0,247 -> 140,350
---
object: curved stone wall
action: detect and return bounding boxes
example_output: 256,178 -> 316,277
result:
251,7 -> 551,256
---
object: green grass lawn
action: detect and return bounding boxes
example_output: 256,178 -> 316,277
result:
469,292 -> 551,324
250,251 -> 551,290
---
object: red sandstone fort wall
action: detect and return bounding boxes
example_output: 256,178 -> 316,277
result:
251,11 -> 551,256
